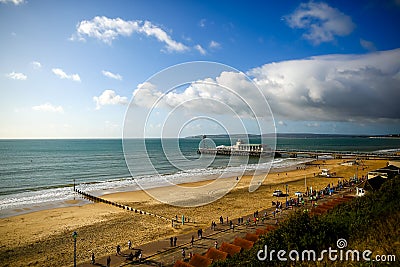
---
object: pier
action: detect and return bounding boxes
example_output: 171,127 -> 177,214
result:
198,147 -> 399,160
197,147 -> 271,157
274,149 -> 400,160
198,139 -> 273,157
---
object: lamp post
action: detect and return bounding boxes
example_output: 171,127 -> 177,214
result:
73,179 -> 76,200
285,184 -> 288,208
72,231 -> 78,267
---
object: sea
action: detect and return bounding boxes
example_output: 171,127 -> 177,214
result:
1,137 -> 399,218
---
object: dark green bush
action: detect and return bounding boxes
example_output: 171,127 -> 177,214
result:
213,176 -> 400,267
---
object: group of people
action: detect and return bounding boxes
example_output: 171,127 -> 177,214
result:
284,197 -> 304,207
181,248 -> 193,261
112,241 -> 142,263
219,215 -> 231,224
170,236 -> 178,246
237,217 -> 245,224
272,200 -> 283,209
90,253 -> 111,266
125,249 -> 142,262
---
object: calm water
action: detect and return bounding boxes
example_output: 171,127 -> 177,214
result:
0,137 -> 399,217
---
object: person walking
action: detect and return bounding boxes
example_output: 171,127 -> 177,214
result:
174,236 -> 177,246
170,237 -> 173,247
91,252 -> 95,264
128,240 -> 132,250
191,235 -> 194,247
182,248 -> 186,260
116,244 -> 121,255
214,240 -> 218,249
138,250 -> 142,263
106,256 -> 111,267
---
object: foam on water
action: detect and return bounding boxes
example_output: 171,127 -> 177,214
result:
374,148 -> 400,153
0,157 -> 312,217
0,187 -> 92,218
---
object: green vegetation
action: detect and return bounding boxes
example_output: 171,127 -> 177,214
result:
213,176 -> 400,266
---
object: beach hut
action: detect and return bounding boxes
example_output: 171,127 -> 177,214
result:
188,254 -> 212,267
219,242 -> 241,257
244,233 -> 259,242
204,247 -> 228,262
356,176 -> 386,197
232,237 -> 254,250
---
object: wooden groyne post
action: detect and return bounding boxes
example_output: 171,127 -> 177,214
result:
73,186 -> 172,222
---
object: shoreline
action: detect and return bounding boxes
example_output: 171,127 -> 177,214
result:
0,157 -> 313,219
0,158 -> 388,266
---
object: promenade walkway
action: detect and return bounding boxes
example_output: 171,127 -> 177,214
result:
78,190 -> 355,267
79,216 -> 281,267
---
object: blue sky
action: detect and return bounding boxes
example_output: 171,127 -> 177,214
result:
1,0 -> 400,138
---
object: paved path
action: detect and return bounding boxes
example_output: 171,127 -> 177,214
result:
78,189 -> 354,267
78,213 -> 287,267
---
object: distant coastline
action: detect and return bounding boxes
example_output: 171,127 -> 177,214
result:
368,135 -> 400,139
186,133 -> 400,139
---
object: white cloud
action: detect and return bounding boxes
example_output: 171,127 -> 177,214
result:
132,49 -> 400,125
6,71 -> 27,80
278,121 -> 287,126
73,16 -> 189,52
140,20 -> 188,52
93,89 -> 128,110
31,61 -> 42,69
0,0 -> 24,5
72,16 -> 136,44
52,68 -> 81,82
360,39 -> 376,51
132,82 -> 162,108
284,1 -> 355,45
209,40 -> 221,49
194,44 -> 206,55
248,48 -> 400,122
102,70 -> 122,80
32,103 -> 64,113
132,72 -> 268,118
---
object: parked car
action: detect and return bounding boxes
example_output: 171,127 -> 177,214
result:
294,191 -> 303,197
272,190 -> 283,197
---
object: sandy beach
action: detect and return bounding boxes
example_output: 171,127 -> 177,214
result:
0,158 -> 388,266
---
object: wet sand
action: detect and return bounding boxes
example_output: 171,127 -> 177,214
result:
0,159 -> 387,266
